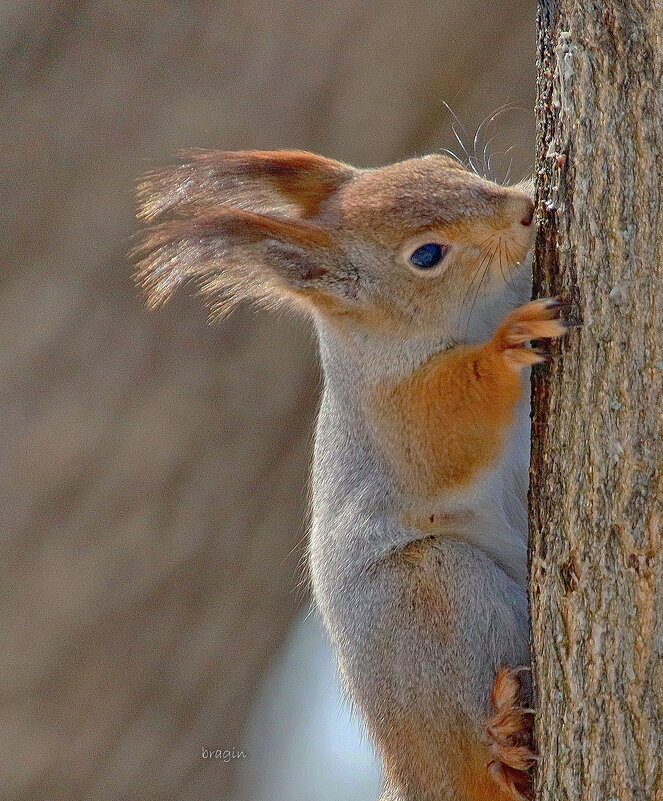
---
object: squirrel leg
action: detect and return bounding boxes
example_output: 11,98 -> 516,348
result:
331,301 -> 569,801
333,535 -> 532,801
487,667 -> 536,801
486,298 -> 569,371
479,300 -> 567,798
373,298 -> 569,500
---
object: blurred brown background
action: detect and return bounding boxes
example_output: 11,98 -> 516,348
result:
1,2 -> 535,799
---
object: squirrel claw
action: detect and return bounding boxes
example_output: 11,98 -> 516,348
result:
492,298 -> 570,370
486,666 -> 536,801
488,759 -> 534,801
540,296 -> 569,311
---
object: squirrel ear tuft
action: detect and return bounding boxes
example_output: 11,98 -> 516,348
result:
132,206 -> 340,315
137,149 -> 355,223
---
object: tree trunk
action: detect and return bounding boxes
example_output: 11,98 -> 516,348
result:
530,3 -> 663,800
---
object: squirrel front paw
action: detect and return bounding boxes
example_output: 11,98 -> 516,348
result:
491,298 -> 570,370
487,666 -> 536,801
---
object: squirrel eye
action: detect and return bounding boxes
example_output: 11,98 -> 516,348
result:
409,242 -> 447,270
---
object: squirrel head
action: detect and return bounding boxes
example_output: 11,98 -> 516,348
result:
134,150 -> 534,340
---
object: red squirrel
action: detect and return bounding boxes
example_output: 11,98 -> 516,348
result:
134,150 -> 569,801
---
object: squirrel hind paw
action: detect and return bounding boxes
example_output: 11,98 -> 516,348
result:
486,666 -> 536,801
488,759 -> 534,801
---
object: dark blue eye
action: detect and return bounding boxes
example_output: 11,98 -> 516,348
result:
409,242 -> 447,270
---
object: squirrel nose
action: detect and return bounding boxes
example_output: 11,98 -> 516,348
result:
520,200 -> 535,227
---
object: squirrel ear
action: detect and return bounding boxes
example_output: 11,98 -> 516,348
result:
137,149 -> 356,223
132,206 -> 341,314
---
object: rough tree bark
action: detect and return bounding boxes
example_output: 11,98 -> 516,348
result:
530,3 -> 662,800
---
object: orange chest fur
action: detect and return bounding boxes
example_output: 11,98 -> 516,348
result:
368,345 -> 522,498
